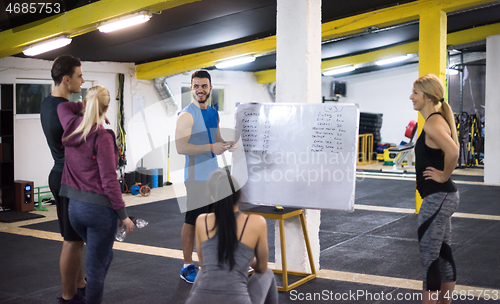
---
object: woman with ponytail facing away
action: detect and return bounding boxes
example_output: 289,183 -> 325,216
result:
410,74 -> 460,304
185,169 -> 278,304
58,85 -> 134,304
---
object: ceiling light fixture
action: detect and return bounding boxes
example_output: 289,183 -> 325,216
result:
98,11 -> 152,33
23,35 -> 72,56
322,65 -> 356,76
215,55 -> 256,69
375,55 -> 410,66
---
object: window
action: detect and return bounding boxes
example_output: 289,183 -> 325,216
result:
211,88 -> 224,112
15,79 -> 95,118
181,86 -> 191,109
15,83 -> 51,115
70,88 -> 88,102
70,81 -> 95,102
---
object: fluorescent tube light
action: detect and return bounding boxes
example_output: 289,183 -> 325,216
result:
375,55 -> 410,66
448,68 -> 459,75
23,36 -> 72,56
215,56 -> 256,69
98,11 -> 152,33
322,65 -> 355,76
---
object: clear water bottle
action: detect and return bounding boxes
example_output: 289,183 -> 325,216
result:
115,216 -> 148,242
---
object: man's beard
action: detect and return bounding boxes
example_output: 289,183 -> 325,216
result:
193,92 -> 210,103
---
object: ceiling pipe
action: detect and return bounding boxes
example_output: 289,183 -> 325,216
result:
321,21 -> 418,45
447,1 -> 500,16
153,76 -> 178,116
267,82 -> 276,101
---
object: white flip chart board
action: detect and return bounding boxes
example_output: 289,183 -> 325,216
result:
232,103 -> 360,211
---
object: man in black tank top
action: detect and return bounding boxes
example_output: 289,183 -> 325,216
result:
40,55 -> 87,303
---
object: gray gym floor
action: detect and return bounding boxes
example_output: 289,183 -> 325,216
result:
1,174 -> 499,304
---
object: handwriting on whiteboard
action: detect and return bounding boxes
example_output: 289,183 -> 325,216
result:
311,106 -> 346,153
241,110 -> 270,155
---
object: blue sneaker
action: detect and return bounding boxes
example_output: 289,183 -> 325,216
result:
180,264 -> 197,284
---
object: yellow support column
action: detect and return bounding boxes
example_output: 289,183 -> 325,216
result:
415,8 -> 447,213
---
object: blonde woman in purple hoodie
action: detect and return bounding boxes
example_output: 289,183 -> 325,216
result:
58,85 -> 134,304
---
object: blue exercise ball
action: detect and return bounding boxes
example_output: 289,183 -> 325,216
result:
131,185 -> 140,195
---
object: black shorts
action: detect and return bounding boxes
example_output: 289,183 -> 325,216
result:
184,180 -> 213,226
49,170 -> 83,242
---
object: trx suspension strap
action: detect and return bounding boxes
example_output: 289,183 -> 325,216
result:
117,73 -> 126,168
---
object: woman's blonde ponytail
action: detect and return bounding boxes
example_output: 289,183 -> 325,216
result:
438,99 -> 459,148
66,85 -> 110,141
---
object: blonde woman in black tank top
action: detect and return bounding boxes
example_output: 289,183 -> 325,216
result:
410,74 -> 460,304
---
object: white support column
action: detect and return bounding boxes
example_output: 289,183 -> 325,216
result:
484,34 -> 500,185
276,0 -> 322,105
275,0 -> 321,272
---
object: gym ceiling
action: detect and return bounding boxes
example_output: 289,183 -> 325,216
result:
1,0 -> 500,83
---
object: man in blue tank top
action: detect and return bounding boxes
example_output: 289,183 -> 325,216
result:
175,70 -> 236,283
